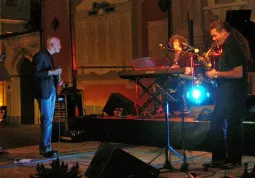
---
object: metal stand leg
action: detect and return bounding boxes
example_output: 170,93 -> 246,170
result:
155,79 -> 189,172
179,81 -> 189,172
159,92 -> 183,171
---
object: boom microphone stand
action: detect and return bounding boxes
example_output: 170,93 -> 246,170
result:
156,49 -> 191,172
159,86 -> 182,171
177,76 -> 189,172
175,48 -> 192,172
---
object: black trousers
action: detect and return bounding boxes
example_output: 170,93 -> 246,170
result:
210,80 -> 248,164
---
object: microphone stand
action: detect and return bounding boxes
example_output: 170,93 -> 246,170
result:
174,49 -> 190,172
157,49 -> 191,172
177,76 -> 189,172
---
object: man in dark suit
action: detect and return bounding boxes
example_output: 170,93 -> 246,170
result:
33,36 -> 62,157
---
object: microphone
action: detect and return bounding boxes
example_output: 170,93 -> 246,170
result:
159,44 -> 176,51
57,67 -> 61,83
182,42 -> 199,53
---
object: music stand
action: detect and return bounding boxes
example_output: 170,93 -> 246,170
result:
157,49 -> 190,172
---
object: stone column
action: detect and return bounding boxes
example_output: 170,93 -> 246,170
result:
42,0 -> 73,84
7,77 -> 21,124
193,0 -> 206,50
132,0 -> 143,58
34,99 -> 40,124
246,0 -> 255,22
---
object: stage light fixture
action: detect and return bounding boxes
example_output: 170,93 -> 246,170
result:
186,85 -> 210,105
89,1 -> 114,16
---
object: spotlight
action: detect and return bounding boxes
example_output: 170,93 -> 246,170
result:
191,89 -> 201,99
89,1 -> 114,16
186,85 -> 210,105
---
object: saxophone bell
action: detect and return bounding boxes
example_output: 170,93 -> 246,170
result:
204,42 -> 219,69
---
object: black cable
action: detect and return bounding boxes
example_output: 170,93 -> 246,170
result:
147,151 -> 163,165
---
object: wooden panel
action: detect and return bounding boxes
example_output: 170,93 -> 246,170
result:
42,0 -> 72,82
76,0 -> 129,12
0,81 -> 4,106
76,12 -> 132,74
148,20 -> 168,57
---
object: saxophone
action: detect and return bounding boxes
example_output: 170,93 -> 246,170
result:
197,42 -> 217,70
196,42 -> 218,87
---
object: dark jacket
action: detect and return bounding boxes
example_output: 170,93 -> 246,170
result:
32,50 -> 57,99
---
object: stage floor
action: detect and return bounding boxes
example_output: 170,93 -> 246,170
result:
0,118 -> 255,177
68,115 -> 255,156
0,141 -> 255,178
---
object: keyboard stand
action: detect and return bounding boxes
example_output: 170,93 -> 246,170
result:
130,78 -> 162,115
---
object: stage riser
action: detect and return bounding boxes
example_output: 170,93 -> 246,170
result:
70,117 -> 255,156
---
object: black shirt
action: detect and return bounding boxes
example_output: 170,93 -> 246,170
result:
217,34 -> 248,85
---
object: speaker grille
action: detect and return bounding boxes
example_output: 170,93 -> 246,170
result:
85,143 -> 159,178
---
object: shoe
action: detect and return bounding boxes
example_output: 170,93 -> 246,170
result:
51,150 -> 59,154
220,163 -> 234,170
203,161 -> 224,168
41,150 -> 59,158
40,150 -> 59,155
43,151 -> 58,158
220,163 -> 242,170
233,163 -> 242,168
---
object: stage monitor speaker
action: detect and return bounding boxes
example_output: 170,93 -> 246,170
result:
85,143 -> 159,178
103,93 -> 137,116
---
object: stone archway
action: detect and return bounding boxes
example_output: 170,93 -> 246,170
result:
19,57 -> 34,124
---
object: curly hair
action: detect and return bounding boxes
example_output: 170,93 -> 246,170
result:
169,34 -> 188,49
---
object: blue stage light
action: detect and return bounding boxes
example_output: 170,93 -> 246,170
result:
186,85 -> 210,104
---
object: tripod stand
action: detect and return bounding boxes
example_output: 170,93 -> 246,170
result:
157,75 -> 189,172
177,76 -> 189,171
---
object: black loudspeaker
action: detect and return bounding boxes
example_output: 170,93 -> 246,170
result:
158,0 -> 169,12
103,93 -> 137,116
85,143 -> 159,178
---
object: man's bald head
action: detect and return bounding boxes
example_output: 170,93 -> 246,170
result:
46,37 -> 61,55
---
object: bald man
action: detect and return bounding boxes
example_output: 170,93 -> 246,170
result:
33,37 -> 62,157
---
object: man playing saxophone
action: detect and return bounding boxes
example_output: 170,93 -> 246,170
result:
205,20 -> 250,169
